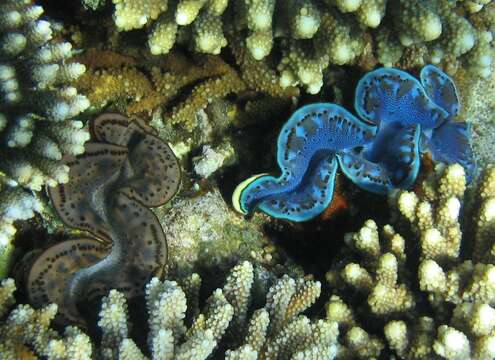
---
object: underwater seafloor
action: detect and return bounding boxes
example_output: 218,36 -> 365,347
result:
1,0 -> 495,359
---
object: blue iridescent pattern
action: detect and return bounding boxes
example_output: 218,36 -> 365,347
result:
234,65 -> 475,222
343,65 -> 475,193
338,122 -> 421,194
237,103 -> 376,221
420,65 -> 476,180
354,67 -> 449,128
344,67 -> 449,194
420,65 -> 460,118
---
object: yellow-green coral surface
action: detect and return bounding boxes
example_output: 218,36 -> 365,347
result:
100,0 -> 495,93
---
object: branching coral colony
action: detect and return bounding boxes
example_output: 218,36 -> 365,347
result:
74,47 -> 298,136
25,113 -> 180,326
232,65 -> 475,222
84,0 -> 495,94
75,51 -> 248,132
325,164 -> 495,360
1,261 -> 336,359
0,2 -> 492,360
2,165 -> 495,359
0,0 -> 90,277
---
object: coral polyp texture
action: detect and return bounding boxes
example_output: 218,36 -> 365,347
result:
0,0 -> 90,266
1,262 -> 340,359
98,0 -> 495,93
3,163 -> 495,358
325,163 -> 495,359
26,113 -> 180,326
75,50 -> 249,132
0,278 -> 93,360
233,65 -> 475,222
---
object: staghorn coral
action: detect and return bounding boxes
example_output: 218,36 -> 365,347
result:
227,32 -> 299,99
74,46 -> 299,156
0,0 -> 90,271
324,163 -> 495,359
0,278 -> 93,359
75,50 -> 248,132
25,113 -> 180,326
378,1 -> 494,78
118,262 -> 335,359
2,262 -> 339,359
73,49 -> 164,117
164,65 -> 245,132
88,0 -> 495,94
0,180 -> 42,278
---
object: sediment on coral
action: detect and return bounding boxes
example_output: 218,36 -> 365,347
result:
454,59 -> 495,169
325,163 -> 495,359
94,0 -> 495,94
0,0 -> 90,275
1,261 -> 339,359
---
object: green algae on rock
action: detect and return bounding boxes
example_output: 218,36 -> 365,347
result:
154,186 -> 281,274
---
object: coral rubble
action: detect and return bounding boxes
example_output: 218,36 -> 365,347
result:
193,142 -> 236,178
0,0 -> 90,274
154,186 -> 276,273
